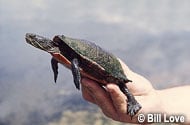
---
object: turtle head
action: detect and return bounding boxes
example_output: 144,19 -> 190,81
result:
25,33 -> 59,53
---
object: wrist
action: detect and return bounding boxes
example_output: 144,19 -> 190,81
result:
154,90 -> 167,114
139,89 -> 165,115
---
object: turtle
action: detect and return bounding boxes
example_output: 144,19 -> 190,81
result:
25,33 -> 141,117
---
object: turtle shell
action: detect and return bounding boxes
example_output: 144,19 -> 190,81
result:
53,35 -> 131,84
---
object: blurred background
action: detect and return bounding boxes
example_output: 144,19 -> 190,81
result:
0,0 -> 190,125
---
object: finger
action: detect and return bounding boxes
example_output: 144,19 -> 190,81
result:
107,83 -> 135,122
106,83 -> 127,114
81,78 -> 118,119
81,84 -> 96,104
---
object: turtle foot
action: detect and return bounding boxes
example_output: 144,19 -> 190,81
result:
127,100 -> 142,118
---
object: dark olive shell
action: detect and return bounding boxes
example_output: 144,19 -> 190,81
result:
53,35 -> 130,84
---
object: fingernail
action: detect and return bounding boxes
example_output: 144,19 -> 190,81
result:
106,84 -> 115,93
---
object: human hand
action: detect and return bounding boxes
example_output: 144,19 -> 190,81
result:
81,59 -> 161,123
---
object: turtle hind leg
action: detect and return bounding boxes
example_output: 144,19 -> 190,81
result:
71,58 -> 81,90
51,58 -> 58,83
118,83 -> 142,118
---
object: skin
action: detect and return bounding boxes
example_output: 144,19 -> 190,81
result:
81,59 -> 190,124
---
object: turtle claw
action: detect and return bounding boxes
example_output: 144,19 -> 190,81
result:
127,100 -> 142,118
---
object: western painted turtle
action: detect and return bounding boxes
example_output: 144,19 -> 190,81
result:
25,33 -> 141,117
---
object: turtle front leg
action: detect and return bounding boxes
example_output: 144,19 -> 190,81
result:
71,58 -> 81,90
51,58 -> 58,83
118,83 -> 142,118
